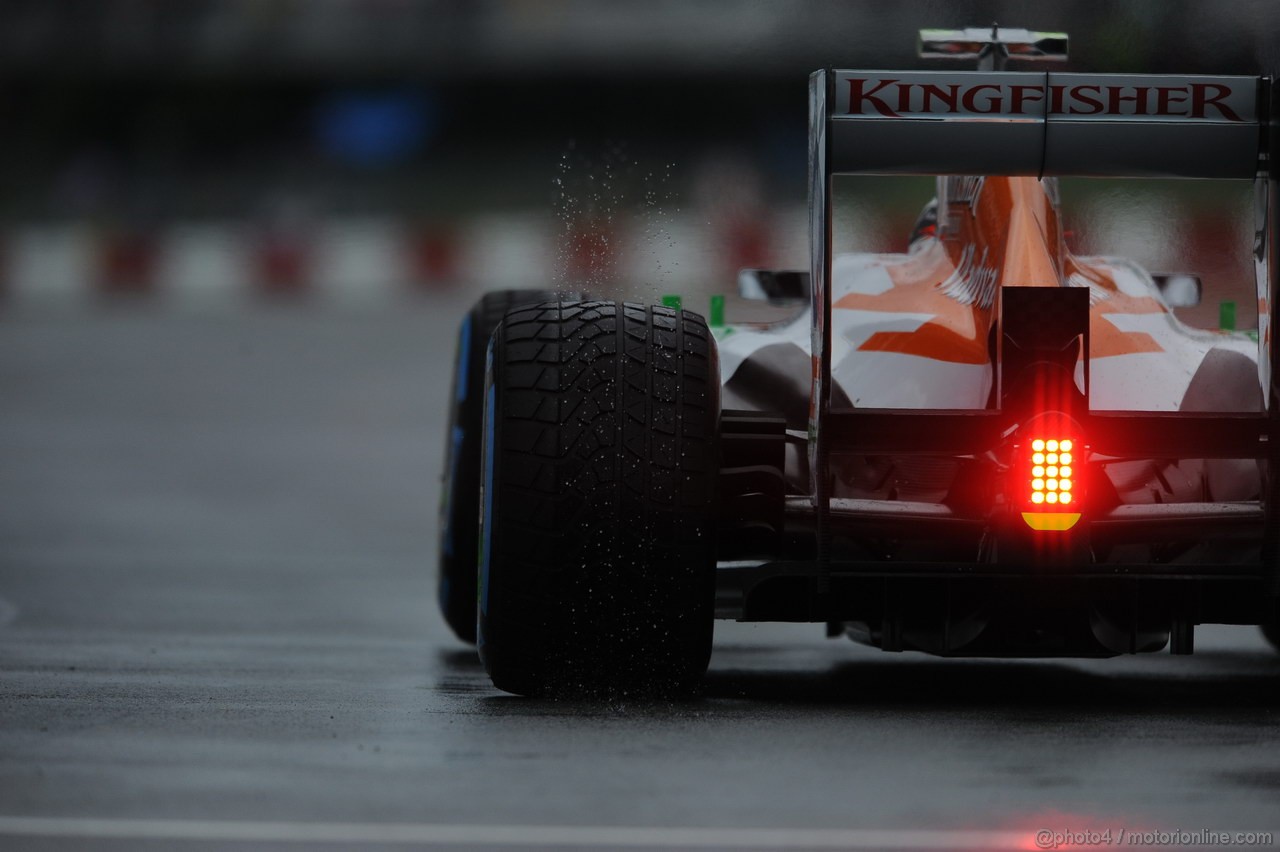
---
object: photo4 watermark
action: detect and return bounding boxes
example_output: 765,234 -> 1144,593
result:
1036,827 -> 1275,849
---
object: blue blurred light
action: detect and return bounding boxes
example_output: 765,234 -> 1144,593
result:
315,89 -> 437,168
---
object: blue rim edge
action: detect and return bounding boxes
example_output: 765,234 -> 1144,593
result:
477,338 -> 496,653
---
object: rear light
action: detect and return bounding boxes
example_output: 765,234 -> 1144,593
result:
1019,419 -> 1083,531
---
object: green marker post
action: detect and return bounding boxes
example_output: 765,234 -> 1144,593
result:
1220,300 -> 1236,332
661,294 -> 682,311
709,294 -> 725,328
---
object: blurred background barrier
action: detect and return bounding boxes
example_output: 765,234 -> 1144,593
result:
0,208 -> 809,308
0,200 -> 1256,330
0,0 -> 1274,324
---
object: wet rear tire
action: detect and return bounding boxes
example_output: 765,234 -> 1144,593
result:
478,301 -> 720,696
437,289 -> 566,644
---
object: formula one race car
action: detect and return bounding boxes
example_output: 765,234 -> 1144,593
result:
439,27 -> 1280,695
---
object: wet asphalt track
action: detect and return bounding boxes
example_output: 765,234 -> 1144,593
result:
2,302 -> 1279,851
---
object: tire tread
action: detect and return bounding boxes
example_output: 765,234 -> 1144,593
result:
482,301 -> 718,695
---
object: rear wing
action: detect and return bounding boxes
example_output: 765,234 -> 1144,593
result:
821,71 -> 1263,178
805,67 -> 1279,581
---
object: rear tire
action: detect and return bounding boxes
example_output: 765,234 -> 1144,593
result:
438,289 -> 566,644
478,301 -> 720,696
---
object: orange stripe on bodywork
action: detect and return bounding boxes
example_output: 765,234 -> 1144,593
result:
1089,302 -> 1165,357
835,239 -> 995,364
859,321 -> 990,364
832,176 -> 1176,366
996,179 -> 1062,288
1072,259 -> 1167,357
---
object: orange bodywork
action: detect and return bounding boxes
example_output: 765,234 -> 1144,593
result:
834,176 -> 1167,363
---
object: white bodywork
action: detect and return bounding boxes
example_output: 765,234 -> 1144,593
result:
720,245 -> 1258,414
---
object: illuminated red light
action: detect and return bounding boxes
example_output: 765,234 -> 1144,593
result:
1028,437 -> 1075,504
1022,427 -> 1082,531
